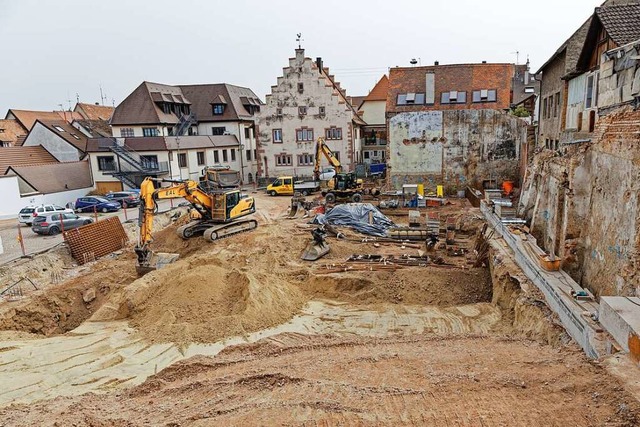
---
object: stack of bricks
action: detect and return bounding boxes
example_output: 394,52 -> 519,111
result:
63,217 -> 128,265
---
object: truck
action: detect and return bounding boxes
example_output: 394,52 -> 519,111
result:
266,176 -> 321,196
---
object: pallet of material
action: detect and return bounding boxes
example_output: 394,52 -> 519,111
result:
484,189 -> 502,203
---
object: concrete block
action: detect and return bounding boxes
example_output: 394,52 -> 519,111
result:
599,297 -> 640,356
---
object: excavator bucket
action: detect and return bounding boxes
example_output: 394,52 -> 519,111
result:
301,227 -> 330,261
301,241 -> 330,261
135,247 -> 180,276
287,195 -> 308,219
287,203 -> 300,218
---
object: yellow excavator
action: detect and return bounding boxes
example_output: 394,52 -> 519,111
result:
134,169 -> 257,274
314,137 -> 364,204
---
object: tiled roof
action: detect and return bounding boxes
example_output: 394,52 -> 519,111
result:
7,109 -> 66,130
363,75 -> 389,102
596,4 -> 640,45
0,146 -> 58,175
7,161 -> 92,193
73,119 -> 112,137
74,103 -> 114,121
36,120 -> 88,152
86,137 -> 167,152
0,119 -> 28,145
110,81 -> 263,126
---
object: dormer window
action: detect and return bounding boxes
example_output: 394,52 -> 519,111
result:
441,91 -> 466,104
213,104 -> 225,115
162,103 -> 171,114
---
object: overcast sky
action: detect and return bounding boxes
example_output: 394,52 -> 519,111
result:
0,0 -> 602,115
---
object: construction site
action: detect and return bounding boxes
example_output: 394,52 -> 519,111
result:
0,150 -> 639,426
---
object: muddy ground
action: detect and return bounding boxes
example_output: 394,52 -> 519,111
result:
0,193 -> 639,426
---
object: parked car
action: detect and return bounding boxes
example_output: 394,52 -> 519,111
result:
74,196 -> 121,213
18,204 -> 74,226
32,213 -> 93,235
105,191 -> 140,208
319,167 -> 336,181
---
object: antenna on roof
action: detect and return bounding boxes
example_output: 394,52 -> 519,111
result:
99,85 -> 105,106
510,50 -> 520,65
76,93 -> 80,104
296,33 -> 303,49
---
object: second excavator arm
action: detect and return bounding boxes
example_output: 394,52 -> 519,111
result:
314,136 -> 342,180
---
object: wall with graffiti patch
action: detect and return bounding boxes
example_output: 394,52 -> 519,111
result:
387,109 -> 526,191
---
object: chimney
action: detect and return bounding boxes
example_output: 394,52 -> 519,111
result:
434,61 -> 439,66
316,57 -> 323,74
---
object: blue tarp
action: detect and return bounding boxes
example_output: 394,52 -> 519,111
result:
313,203 -> 395,237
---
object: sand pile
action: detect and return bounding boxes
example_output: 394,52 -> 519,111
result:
115,257 -> 306,345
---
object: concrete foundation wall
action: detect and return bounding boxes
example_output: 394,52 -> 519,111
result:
388,109 -> 525,191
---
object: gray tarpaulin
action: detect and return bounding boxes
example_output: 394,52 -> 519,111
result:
313,203 -> 395,237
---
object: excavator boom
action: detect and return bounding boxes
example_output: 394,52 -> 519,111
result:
314,136 -> 342,180
134,173 -> 257,275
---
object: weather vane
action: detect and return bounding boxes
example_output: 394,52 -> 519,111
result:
296,33 -> 303,49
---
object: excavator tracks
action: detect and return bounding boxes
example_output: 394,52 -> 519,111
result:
202,219 -> 258,242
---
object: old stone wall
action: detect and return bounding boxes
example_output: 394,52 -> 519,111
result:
387,109 -> 526,192
520,107 -> 640,297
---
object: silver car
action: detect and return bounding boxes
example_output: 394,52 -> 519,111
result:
32,213 -> 93,235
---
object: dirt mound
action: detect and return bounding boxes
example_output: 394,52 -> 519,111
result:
300,267 -> 492,306
97,256 -> 306,345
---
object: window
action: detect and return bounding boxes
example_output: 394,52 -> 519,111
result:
120,128 -> 134,137
298,82 -> 304,93
325,127 -> 342,140
222,149 -> 228,162
163,103 -> 171,114
397,93 -> 426,105
214,150 -> 219,163
212,104 -> 225,115
246,149 -> 251,161
298,153 -> 313,166
364,151 -> 370,159
211,127 -> 226,135
142,127 -> 158,137
178,153 -> 187,168
71,133 -> 81,140
231,149 -> 236,161
254,149 -> 257,160
441,91 -> 467,104
585,74 -> 597,109
333,151 -> 340,161
273,129 -> 283,143
97,156 -> 116,171
196,151 -> 205,166
276,108 -> 283,116
296,128 -> 314,142
298,106 -> 307,116
244,127 -> 251,139
524,87 -> 535,93
276,154 -> 292,166
140,155 -> 158,169
472,89 -> 497,103
319,106 -> 326,116
53,125 -> 65,132
553,92 -> 560,117
542,97 -> 548,119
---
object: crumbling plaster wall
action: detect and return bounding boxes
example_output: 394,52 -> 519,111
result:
387,110 -> 526,191
520,108 -> 640,297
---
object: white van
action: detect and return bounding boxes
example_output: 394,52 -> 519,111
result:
18,204 -> 74,226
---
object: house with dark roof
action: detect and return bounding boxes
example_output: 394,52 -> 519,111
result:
385,62 -> 527,191
537,0 -> 640,150
22,119 -> 88,162
256,48 -> 367,179
110,81 -> 263,184
358,75 -> 389,165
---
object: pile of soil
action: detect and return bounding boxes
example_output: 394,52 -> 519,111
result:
113,256 -> 306,345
